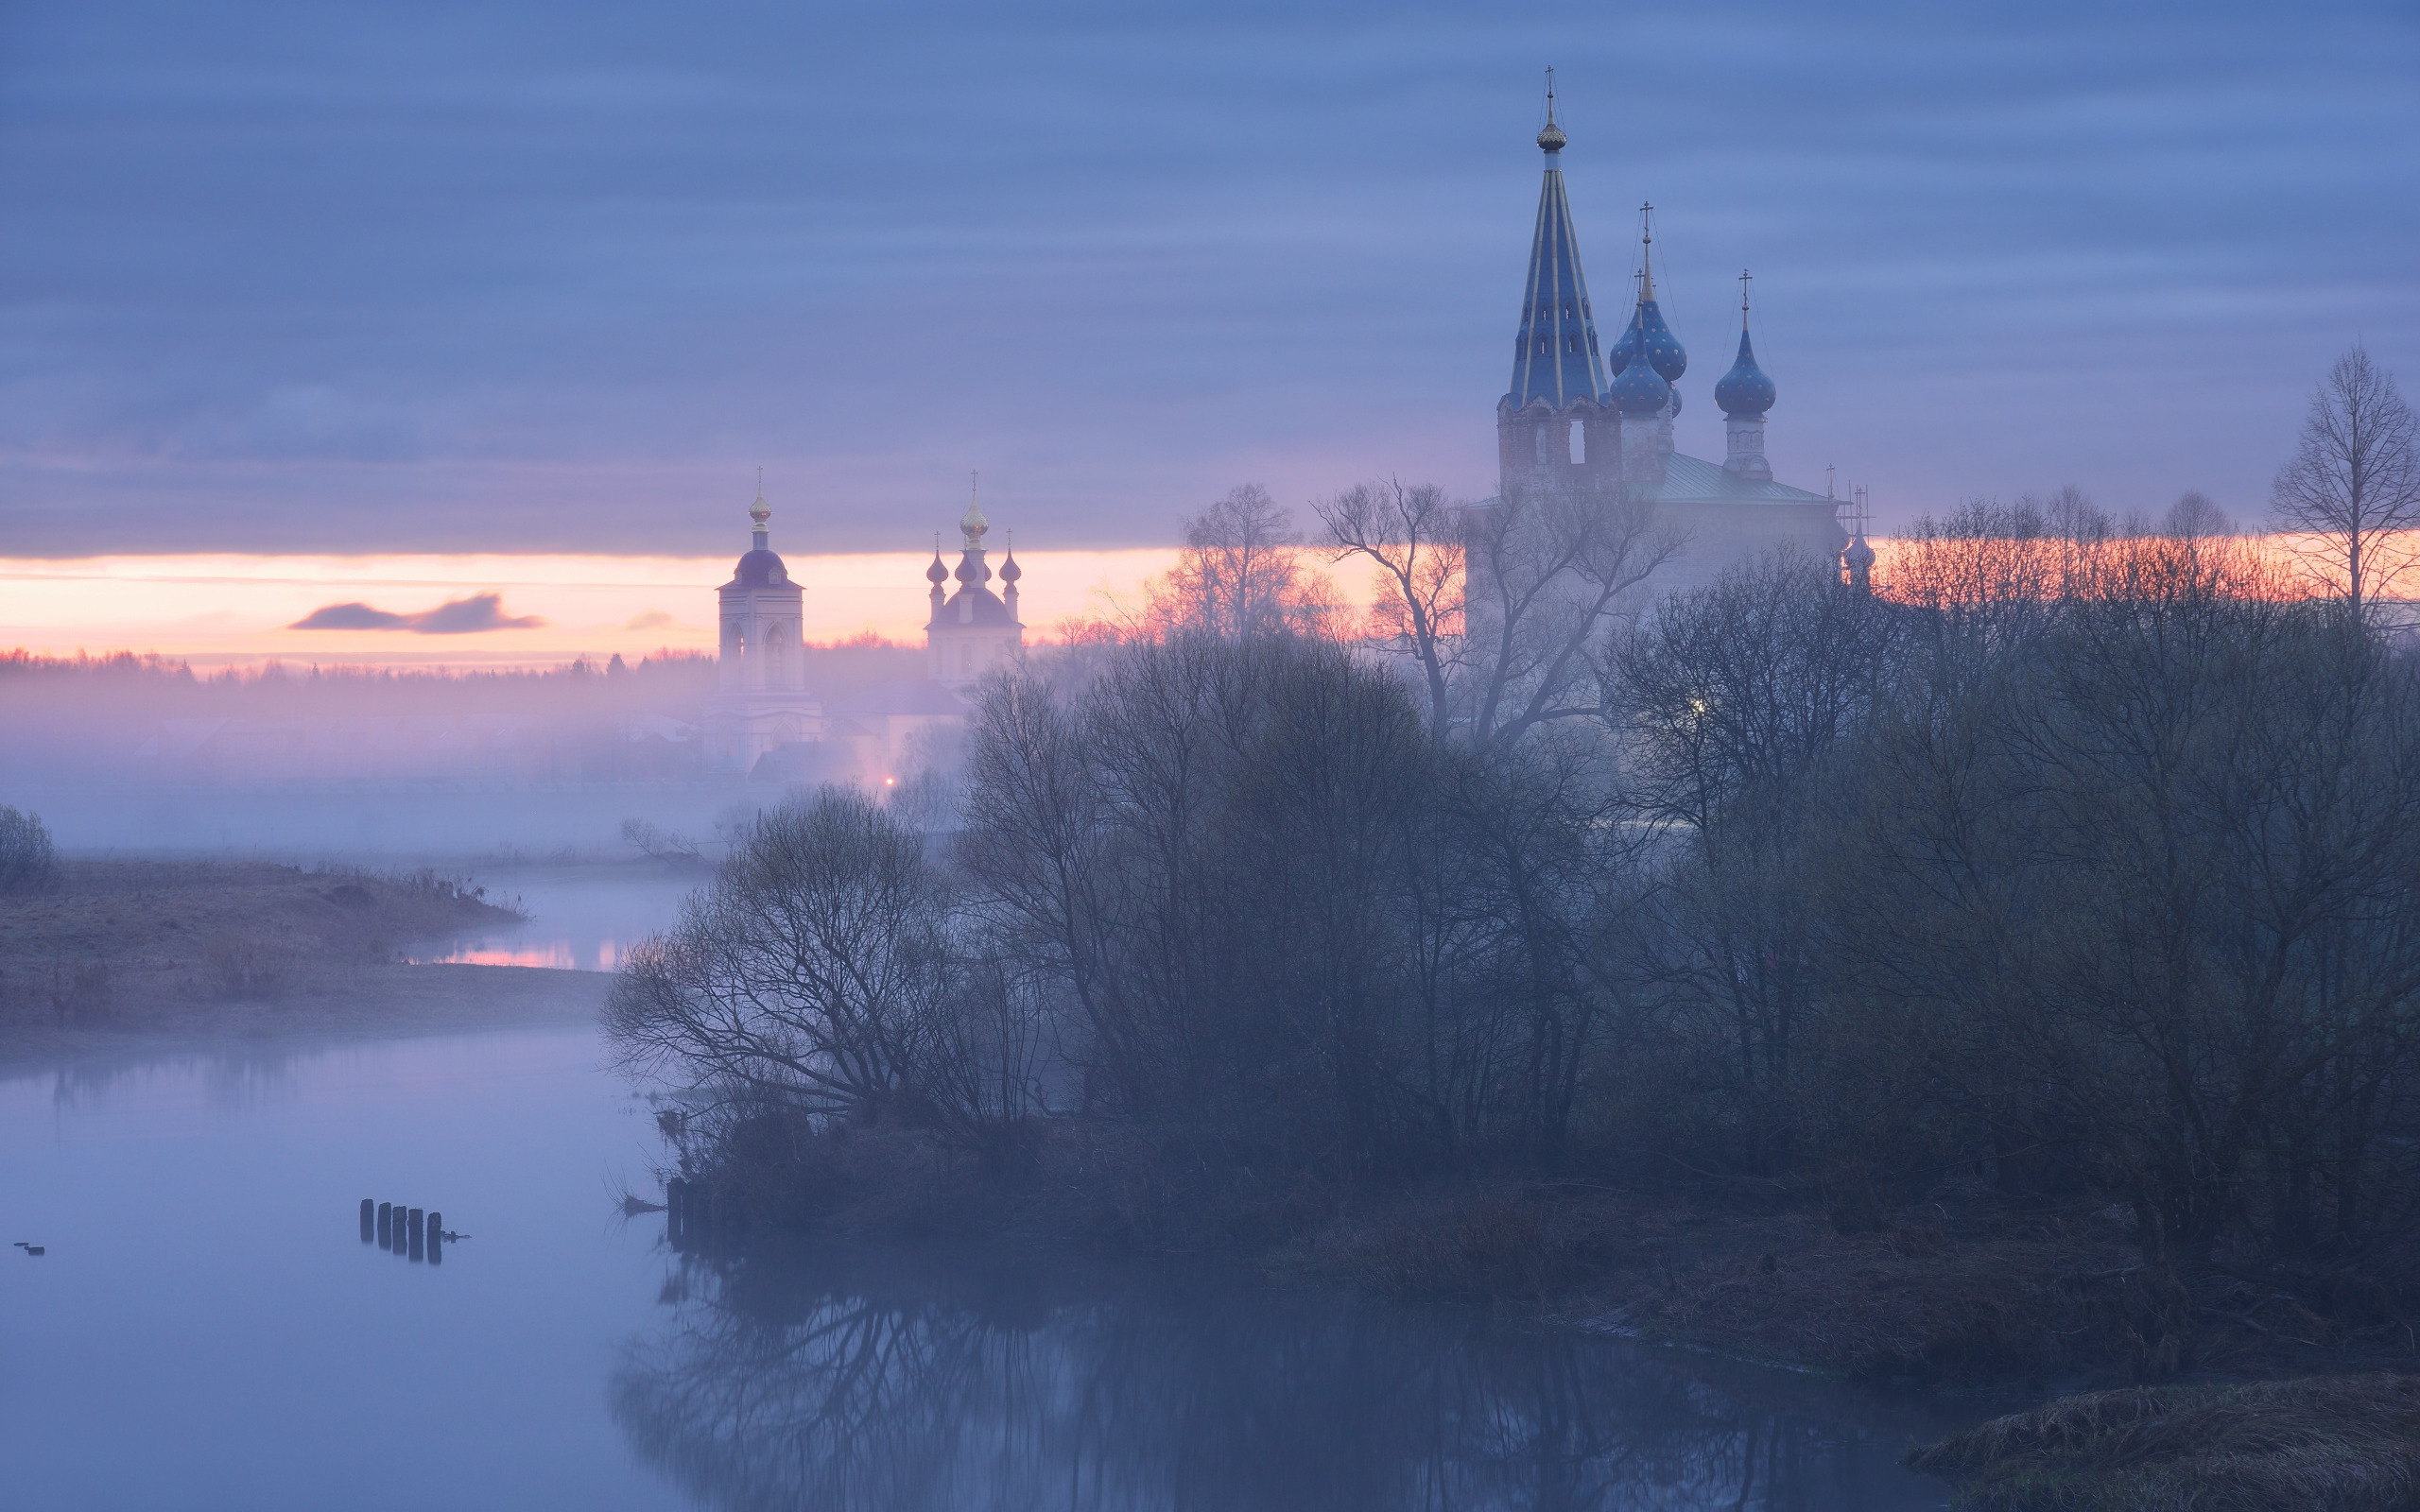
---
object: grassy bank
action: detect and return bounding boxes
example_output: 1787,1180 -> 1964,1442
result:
1909,1374 -> 2420,1511
0,859 -> 603,1055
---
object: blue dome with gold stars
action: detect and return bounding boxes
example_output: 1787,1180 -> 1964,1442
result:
1714,328 -> 1776,419
1630,295 -> 1685,384
1609,342 -> 1671,416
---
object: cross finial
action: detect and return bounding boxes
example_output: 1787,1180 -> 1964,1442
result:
1738,268 -> 1753,328
1635,203 -> 1657,301
1535,67 -> 1567,153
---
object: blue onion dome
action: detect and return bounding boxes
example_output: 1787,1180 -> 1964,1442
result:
732,549 -> 787,586
998,546 -> 1021,583
1844,532 -> 1876,571
1606,305 -> 1643,375
1609,346 -> 1671,416
1715,328 -> 1776,418
1634,295 -> 1685,383
925,548 -> 948,585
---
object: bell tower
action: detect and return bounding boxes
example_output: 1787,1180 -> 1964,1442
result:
705,482 -> 821,770
1495,76 -> 1619,517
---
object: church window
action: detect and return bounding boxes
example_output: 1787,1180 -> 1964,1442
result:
1571,423 -> 1586,464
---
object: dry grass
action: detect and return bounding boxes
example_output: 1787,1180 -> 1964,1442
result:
0,860 -> 573,1053
1909,1373 -> 2420,1511
1630,1215 -> 2153,1383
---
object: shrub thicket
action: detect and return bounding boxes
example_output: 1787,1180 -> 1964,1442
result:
0,806 -> 59,893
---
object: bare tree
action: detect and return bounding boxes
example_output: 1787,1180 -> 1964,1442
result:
1155,484 -> 1338,640
1461,486 -> 1683,747
1317,477 -> 1465,738
606,787 -> 953,1126
2271,344 -> 2420,617
1319,476 -> 1680,747
2162,490 -> 2234,540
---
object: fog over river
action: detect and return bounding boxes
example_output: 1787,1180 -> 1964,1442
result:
0,871 -> 1978,1510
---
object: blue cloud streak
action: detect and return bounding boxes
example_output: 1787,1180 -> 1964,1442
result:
1,0 -> 2414,553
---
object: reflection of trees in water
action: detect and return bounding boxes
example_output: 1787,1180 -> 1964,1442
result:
610,1253 -> 1946,1512
15,1045 -> 305,1116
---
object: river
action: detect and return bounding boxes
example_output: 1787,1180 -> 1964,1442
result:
0,882 -> 1980,1509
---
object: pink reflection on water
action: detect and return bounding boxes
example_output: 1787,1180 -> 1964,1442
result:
410,938 -> 621,971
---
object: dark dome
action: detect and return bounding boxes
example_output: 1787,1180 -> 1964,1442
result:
732,548 -> 789,587
1843,535 -> 1876,570
925,552 -> 949,585
998,551 -> 1022,583
1714,328 -> 1776,419
1609,345 -> 1671,416
1634,298 -> 1686,383
1607,307 -> 1641,375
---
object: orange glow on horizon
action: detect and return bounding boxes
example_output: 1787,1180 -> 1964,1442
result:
0,548 -> 1190,668
2,532 -> 2382,671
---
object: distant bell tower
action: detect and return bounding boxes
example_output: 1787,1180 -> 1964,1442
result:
1496,76 -> 1621,517
706,481 -> 821,770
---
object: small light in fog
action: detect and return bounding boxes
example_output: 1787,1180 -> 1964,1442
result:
883,777 -> 896,786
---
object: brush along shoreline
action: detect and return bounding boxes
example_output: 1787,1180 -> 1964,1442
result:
648,1116 -> 2420,1507
647,1117 -> 2420,1387
0,859 -> 606,1058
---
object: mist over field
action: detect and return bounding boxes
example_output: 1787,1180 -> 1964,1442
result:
0,644 -> 923,858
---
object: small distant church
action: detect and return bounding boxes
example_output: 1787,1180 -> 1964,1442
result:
1493,87 -> 1860,588
701,480 -> 1025,778
923,483 -> 1024,688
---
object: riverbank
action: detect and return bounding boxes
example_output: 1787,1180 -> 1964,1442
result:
0,859 -> 605,1058
1909,1374 -> 2420,1511
649,1119 -> 2420,1397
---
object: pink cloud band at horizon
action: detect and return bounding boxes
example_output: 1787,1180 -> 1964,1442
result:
0,549 -> 1189,667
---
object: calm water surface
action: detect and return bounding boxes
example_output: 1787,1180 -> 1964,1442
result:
0,1020 -> 1971,1510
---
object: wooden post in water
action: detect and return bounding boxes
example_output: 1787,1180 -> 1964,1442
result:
360,1198 -> 375,1244
666,1178 -> 686,1250
377,1201 -> 393,1248
425,1211 -> 442,1265
407,1208 -> 424,1263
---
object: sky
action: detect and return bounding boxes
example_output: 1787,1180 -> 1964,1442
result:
0,548 -> 1187,663
3,0 -> 2417,559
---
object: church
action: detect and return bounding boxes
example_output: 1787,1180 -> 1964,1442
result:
702,483 -> 1024,776
701,92 -> 1858,777
1495,94 -> 1850,587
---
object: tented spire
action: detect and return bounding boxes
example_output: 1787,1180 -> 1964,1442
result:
1506,81 -> 1605,410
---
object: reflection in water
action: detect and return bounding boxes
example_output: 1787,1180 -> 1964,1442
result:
36,1044 -> 307,1116
612,1246 -> 1958,1512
